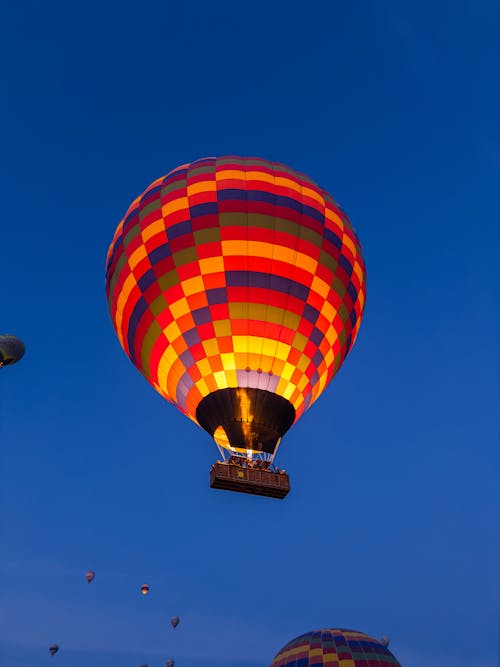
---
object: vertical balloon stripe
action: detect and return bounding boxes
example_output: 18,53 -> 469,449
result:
105,157 -> 366,445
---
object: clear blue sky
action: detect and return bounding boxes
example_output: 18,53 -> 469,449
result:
1,1 -> 498,666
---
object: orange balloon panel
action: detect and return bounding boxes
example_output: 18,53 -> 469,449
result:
106,157 -> 366,438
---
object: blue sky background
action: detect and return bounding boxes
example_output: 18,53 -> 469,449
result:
1,1 -> 498,666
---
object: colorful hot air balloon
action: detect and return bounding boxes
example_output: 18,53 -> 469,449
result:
270,629 -> 401,666
0,334 -> 25,368
106,157 -> 366,497
170,615 -> 180,629
85,570 -> 95,583
141,583 -> 150,595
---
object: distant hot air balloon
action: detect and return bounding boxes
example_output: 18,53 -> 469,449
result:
49,644 -> 59,656
170,615 -> 180,629
0,334 -> 25,368
270,629 -> 401,666
106,157 -> 366,497
141,583 -> 150,595
85,570 -> 95,583
166,660 -> 175,667
380,636 -> 391,647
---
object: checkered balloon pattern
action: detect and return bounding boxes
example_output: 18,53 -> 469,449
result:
270,629 -> 401,666
106,157 -> 366,450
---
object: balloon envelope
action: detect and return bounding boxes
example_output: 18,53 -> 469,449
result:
270,629 -> 401,666
0,334 -> 25,367
85,570 -> 95,583
141,584 -> 149,595
106,157 -> 366,458
49,644 -> 59,656
170,615 -> 180,628
166,661 -> 175,667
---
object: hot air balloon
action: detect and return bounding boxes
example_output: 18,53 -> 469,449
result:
106,157 -> 366,498
0,334 -> 25,368
166,660 -> 175,667
49,644 -> 59,656
270,629 -> 401,666
85,570 -> 95,583
170,615 -> 180,629
141,583 -> 150,595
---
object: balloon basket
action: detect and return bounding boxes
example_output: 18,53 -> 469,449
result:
209,461 -> 290,499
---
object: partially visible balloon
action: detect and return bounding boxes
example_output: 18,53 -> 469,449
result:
141,584 -> 150,595
0,334 -> 25,368
85,570 -> 95,583
49,644 -> 59,656
170,615 -> 180,629
166,661 -> 175,667
270,628 -> 401,666
380,636 -> 390,647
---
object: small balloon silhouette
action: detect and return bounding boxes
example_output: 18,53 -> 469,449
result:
0,334 -> 25,368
